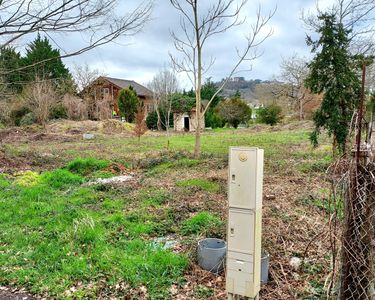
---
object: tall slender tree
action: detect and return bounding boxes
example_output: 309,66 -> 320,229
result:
170,0 -> 274,158
305,13 -> 361,154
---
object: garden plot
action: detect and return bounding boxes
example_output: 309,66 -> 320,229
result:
0,123 -> 334,299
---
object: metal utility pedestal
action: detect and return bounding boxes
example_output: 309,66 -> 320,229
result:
226,147 -> 264,300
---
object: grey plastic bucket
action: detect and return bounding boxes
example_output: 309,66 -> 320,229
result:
197,238 -> 227,273
261,249 -> 270,284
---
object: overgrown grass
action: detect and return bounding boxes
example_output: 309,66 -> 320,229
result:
0,125 -> 332,298
181,212 -> 223,236
12,128 -> 329,171
298,190 -> 344,219
66,158 -> 110,176
147,158 -> 201,176
176,178 -> 220,192
40,169 -> 84,189
137,188 -> 171,207
0,161 -> 188,298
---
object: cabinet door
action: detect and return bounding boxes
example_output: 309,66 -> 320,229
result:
228,147 -> 263,210
227,209 -> 254,253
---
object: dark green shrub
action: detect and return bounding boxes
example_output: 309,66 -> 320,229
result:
171,94 -> 196,114
50,104 -> 67,119
145,109 -> 174,130
216,98 -> 252,128
257,104 -> 283,126
146,111 -> 158,130
205,110 -> 224,128
11,106 -> 31,126
118,86 -> 138,122
19,112 -> 35,126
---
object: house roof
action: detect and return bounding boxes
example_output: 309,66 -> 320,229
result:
101,76 -> 153,97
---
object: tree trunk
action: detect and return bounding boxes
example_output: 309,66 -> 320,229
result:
156,108 -> 162,131
166,109 -> 170,149
333,137 -> 337,158
299,98 -> 304,120
193,1 -> 202,159
194,120 -> 201,158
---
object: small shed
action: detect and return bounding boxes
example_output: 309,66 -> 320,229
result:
174,105 -> 205,132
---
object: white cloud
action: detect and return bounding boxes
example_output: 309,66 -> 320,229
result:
58,0 -> 329,87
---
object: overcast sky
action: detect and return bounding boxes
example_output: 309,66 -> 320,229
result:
60,0 -> 335,89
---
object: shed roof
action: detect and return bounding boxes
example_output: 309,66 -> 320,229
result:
100,76 -> 152,97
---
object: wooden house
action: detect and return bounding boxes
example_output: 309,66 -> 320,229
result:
83,76 -> 154,118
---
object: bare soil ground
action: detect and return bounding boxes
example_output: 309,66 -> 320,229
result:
0,287 -> 35,300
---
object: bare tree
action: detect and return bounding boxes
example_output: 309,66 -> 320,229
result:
364,61 -> 375,91
280,54 -> 313,120
148,69 -> 179,133
303,0 -> 375,55
73,63 -> 106,93
73,63 -> 109,119
169,0 -> 274,157
23,79 -> 58,125
254,81 -> 290,113
0,0 -> 153,75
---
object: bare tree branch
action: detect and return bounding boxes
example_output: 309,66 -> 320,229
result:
170,0 -> 275,157
302,0 -> 375,55
0,0 -> 153,74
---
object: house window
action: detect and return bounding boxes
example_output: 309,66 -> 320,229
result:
146,104 -> 154,113
101,88 -> 109,98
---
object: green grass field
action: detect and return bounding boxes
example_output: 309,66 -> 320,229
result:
0,123 -> 333,299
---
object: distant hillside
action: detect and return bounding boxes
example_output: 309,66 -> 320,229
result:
214,78 -> 272,103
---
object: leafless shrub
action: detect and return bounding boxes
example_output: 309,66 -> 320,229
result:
96,95 -> 112,120
23,80 -> 58,125
63,94 -> 88,121
133,103 -> 148,143
0,100 -> 11,125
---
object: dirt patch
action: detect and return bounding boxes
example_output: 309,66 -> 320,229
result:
28,133 -> 76,143
0,128 -> 27,143
0,128 -> 77,144
48,119 -> 135,137
0,150 -> 31,173
162,167 -> 330,300
47,120 -> 100,134
0,287 -> 36,300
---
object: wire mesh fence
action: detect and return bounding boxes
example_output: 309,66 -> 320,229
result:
329,158 -> 375,300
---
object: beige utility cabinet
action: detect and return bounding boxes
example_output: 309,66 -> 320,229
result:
226,147 -> 263,299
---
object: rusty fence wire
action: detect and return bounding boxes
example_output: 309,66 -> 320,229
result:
328,159 -> 375,300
